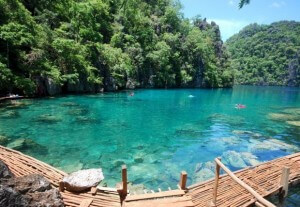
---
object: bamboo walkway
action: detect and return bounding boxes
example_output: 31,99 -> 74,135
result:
187,153 -> 300,207
0,145 -> 300,207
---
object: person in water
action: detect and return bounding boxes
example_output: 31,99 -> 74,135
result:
235,104 -> 246,109
129,92 -> 134,96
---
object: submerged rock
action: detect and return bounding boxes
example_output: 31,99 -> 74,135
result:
193,161 -> 215,183
240,152 -> 261,166
209,113 -> 245,126
218,136 -> 241,145
63,168 -> 104,192
175,129 -> 202,137
134,157 -> 144,163
67,108 -> 89,116
34,114 -> 62,124
222,151 -> 247,168
128,183 -> 145,194
286,121 -> 300,127
6,138 -> 26,150
268,113 -> 298,121
251,138 -> 298,152
0,135 -> 10,145
282,108 -> 300,115
113,160 -> 126,168
62,162 -> 84,174
195,161 -> 215,173
60,102 -> 80,107
74,116 -> 98,124
232,130 -> 262,138
222,151 -> 261,168
6,138 -> 47,155
194,168 -> 215,183
0,110 -> 20,119
5,101 -> 30,110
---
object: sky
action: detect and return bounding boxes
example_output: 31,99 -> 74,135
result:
179,0 -> 300,41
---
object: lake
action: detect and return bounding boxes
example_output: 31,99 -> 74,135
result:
0,86 -> 299,198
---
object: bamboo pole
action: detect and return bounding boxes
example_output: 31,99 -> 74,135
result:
214,158 -> 276,207
255,201 -> 265,207
279,167 -> 290,206
210,157 -> 221,207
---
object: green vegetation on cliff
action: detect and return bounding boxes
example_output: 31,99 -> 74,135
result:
226,21 -> 300,86
0,0 -> 233,96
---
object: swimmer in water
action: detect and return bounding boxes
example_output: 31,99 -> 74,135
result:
235,104 -> 246,109
129,92 -> 134,96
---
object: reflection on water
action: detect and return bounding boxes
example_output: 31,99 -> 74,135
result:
0,86 -> 299,196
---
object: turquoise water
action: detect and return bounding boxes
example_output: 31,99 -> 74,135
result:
0,86 -> 300,194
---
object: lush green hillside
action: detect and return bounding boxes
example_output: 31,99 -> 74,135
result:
226,21 -> 300,86
0,0 -> 233,96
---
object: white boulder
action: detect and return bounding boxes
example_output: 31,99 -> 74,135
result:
63,168 -> 104,192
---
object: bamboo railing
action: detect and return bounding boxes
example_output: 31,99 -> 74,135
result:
209,157 -> 290,207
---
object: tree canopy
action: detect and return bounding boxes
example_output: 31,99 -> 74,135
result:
226,21 -> 300,86
0,0 -> 234,96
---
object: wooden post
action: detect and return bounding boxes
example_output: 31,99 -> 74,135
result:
59,181 -> 64,192
91,186 -> 97,195
122,165 -> 128,197
179,171 -> 187,190
279,167 -> 290,205
210,157 -> 221,207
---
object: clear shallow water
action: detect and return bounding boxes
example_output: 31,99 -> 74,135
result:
0,86 -> 300,194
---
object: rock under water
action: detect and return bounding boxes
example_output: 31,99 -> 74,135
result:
222,150 -> 261,168
6,138 -> 48,155
286,121 -> 300,127
268,113 -> 298,121
0,135 -> 10,145
34,114 -> 62,124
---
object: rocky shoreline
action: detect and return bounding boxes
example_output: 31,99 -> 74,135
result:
0,160 -> 64,207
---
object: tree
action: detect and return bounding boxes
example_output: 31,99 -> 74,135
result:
239,0 -> 250,9
0,0 -> 234,96
226,21 -> 300,86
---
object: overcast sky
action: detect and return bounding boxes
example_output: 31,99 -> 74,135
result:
180,0 -> 300,41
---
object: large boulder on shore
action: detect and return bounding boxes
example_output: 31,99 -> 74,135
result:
63,168 -> 104,192
0,162 -> 64,207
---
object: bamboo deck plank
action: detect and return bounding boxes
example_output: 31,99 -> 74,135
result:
125,189 -> 185,202
187,153 -> 300,207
